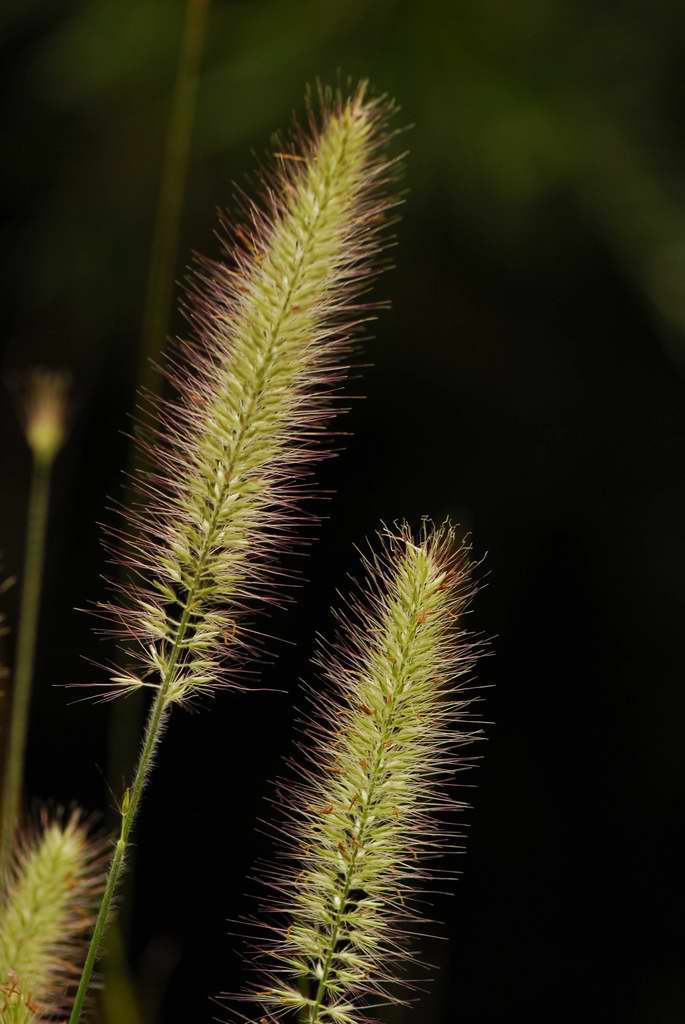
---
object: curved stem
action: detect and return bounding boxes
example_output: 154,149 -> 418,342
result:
0,457 -> 52,876
69,485 -> 221,1024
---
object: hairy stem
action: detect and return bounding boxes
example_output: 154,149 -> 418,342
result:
0,459 -> 52,876
69,543 -> 206,1024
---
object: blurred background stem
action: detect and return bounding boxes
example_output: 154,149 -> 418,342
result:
0,456 -> 52,874
138,0 -> 211,398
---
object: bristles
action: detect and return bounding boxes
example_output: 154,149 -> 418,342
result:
0,810 -> 106,1021
95,81 -> 402,708
233,521 -> 483,1024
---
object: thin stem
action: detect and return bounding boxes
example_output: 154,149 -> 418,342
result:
0,457 -> 52,876
69,506 -> 219,1024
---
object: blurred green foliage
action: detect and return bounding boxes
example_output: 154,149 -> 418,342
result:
3,0 -> 685,374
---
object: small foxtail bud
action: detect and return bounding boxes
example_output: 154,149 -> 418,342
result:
21,371 -> 70,466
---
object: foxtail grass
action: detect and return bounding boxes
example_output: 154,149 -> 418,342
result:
0,373 -> 68,876
0,811 -> 104,1023
68,82 -> 403,1024
236,523 -> 481,1024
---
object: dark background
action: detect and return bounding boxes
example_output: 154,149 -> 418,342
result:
1,1 -> 685,1021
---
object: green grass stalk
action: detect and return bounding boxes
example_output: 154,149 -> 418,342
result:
0,460 -> 50,873
68,84 -> 401,1024
68,696 -> 168,1024
0,374 -> 67,876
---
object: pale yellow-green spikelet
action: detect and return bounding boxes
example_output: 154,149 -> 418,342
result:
21,371 -> 69,467
0,812 -> 104,1022
237,523 -> 483,1024
92,82 -> 402,708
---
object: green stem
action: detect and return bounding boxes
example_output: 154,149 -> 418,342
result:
68,721 -> 158,1024
69,496 -> 219,1024
0,456 -> 52,877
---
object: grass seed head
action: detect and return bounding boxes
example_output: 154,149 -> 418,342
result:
94,82 -> 403,708
235,521 -> 484,1024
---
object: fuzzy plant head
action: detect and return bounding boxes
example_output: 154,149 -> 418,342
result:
0,811 -> 105,1022
94,81 -> 403,709
20,371 -> 70,467
235,522 -> 482,1024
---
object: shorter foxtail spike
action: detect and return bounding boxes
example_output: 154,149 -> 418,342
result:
233,521 -> 484,1024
